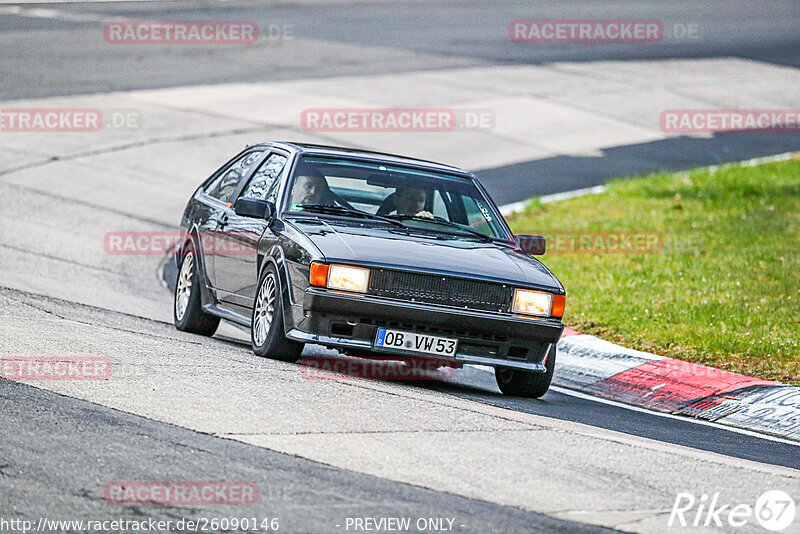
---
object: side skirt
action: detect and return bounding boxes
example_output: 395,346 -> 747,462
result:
202,303 -> 251,328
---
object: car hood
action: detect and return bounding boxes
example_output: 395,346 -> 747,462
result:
286,217 -> 563,292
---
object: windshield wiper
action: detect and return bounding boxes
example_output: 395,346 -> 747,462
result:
385,214 -> 494,241
292,204 -> 408,228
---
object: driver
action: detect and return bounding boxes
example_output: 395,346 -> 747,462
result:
291,168 -> 329,206
393,187 -> 433,218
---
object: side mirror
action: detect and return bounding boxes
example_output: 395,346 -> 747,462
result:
514,234 -> 546,255
234,197 -> 274,219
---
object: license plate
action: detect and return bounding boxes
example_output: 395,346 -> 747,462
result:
374,328 -> 458,356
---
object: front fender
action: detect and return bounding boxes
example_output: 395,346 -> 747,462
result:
257,246 -> 298,335
258,221 -> 325,335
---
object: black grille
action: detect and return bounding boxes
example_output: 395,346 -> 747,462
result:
368,269 -> 511,312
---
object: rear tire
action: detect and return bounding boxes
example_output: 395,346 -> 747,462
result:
495,347 -> 556,398
174,247 -> 220,336
251,263 -> 304,362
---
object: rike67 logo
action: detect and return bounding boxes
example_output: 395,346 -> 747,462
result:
669,490 -> 796,531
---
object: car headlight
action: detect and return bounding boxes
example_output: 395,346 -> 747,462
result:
310,263 -> 370,293
513,289 -> 566,318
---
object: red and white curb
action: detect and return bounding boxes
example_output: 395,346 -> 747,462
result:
556,329 -> 800,442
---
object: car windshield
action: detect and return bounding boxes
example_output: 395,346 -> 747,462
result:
286,155 -> 509,240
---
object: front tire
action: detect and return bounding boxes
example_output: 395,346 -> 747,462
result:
174,247 -> 220,336
251,263 -> 304,362
495,346 -> 556,398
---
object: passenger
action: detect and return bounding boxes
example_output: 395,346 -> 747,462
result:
393,187 -> 433,218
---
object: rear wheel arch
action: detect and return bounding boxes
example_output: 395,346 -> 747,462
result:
173,243 -> 220,336
177,225 -> 202,267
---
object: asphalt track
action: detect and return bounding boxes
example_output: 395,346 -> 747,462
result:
208,322 -> 800,471
1,1 -> 799,533
2,0 -> 800,100
1,379 -> 611,534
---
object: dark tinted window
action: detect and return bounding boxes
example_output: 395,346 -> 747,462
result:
240,153 -> 288,202
205,150 -> 264,203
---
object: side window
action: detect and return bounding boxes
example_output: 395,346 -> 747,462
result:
205,150 -> 264,204
431,191 -> 448,219
462,196 -> 498,237
240,153 -> 288,202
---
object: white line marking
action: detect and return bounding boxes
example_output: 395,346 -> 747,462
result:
539,185 -> 608,205
498,151 -> 800,217
708,151 -> 799,172
0,5 -> 118,22
556,508 -> 672,516
497,199 -> 531,217
499,185 -> 607,216
549,385 -> 800,447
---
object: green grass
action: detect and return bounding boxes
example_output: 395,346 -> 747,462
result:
508,158 -> 800,385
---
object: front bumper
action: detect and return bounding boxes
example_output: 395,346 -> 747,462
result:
286,288 -> 563,372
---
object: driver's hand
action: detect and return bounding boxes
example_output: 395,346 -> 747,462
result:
415,210 -> 434,218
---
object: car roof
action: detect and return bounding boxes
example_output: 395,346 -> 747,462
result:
252,142 -> 472,176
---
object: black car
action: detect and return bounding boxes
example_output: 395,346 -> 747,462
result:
173,142 -> 566,397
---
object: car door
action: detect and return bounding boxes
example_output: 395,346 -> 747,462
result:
198,148 -> 266,289
213,151 -> 290,314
